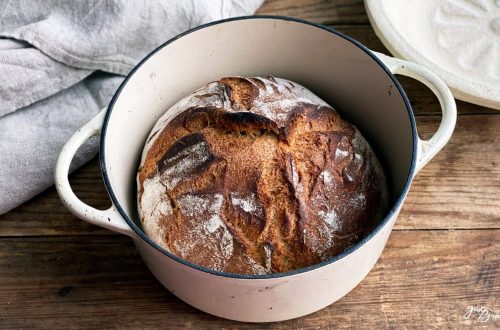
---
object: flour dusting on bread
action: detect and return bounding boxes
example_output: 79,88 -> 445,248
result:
138,76 -> 389,274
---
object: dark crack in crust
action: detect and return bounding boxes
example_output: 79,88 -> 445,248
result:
138,77 -> 389,274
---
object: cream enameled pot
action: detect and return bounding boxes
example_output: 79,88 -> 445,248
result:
55,16 -> 456,322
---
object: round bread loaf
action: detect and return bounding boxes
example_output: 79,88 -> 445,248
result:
137,77 -> 389,274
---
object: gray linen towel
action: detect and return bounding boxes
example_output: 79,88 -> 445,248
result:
0,0 -> 263,214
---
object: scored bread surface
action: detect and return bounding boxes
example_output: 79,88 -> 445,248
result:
138,77 -> 389,274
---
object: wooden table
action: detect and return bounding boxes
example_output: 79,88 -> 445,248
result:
1,1 -> 498,328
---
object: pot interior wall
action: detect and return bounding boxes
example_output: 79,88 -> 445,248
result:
103,18 -> 414,229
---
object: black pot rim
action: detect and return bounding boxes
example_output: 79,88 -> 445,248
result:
99,15 -> 417,280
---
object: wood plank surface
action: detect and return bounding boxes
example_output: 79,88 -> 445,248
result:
400,115 -> 500,230
1,0 -> 499,329
258,0 -> 369,25
1,114 -> 498,236
0,231 -> 498,329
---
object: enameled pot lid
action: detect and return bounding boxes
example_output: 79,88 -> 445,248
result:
365,0 -> 500,110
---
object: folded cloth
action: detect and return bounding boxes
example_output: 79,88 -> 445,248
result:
0,0 -> 263,215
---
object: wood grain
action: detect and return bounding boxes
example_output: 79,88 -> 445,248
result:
257,1 -> 498,116
257,0 -> 369,25
0,162 -> 112,237
0,231 -> 497,329
399,114 -> 500,230
1,114 -> 498,236
1,0 -> 499,328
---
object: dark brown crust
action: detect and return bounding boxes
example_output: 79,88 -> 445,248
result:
219,77 -> 259,110
139,77 -> 389,274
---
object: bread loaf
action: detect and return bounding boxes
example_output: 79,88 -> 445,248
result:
137,77 -> 389,274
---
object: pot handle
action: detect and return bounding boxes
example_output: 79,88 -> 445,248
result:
375,52 -> 457,174
54,109 -> 134,237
